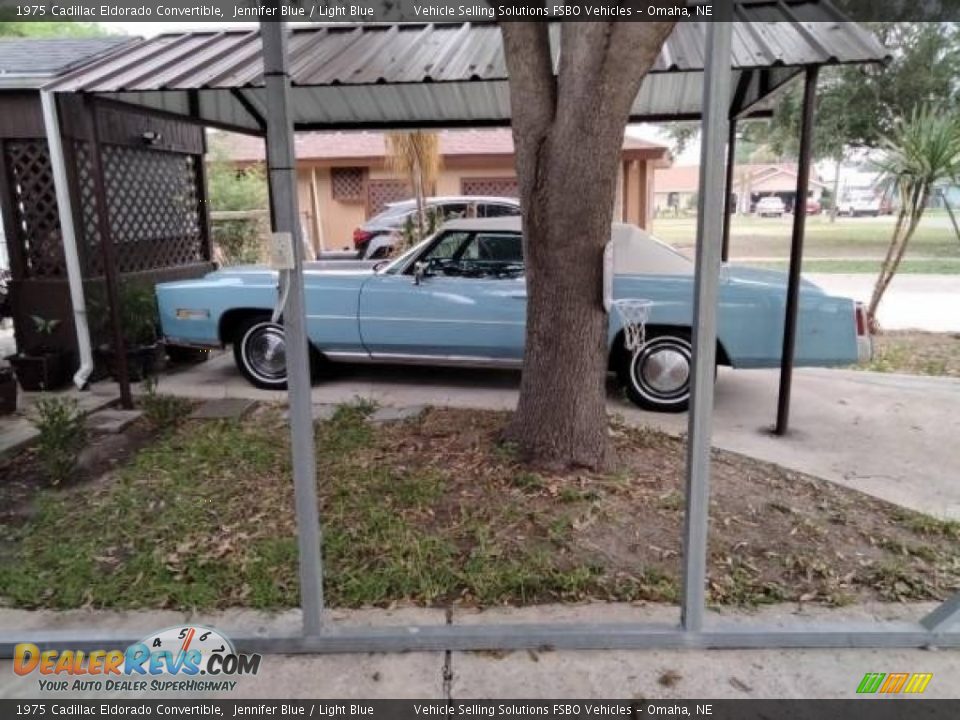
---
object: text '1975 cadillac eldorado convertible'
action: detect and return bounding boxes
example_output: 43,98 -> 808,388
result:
156,217 -> 872,413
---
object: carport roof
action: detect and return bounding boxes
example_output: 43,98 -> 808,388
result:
44,2 -> 889,133
0,37 -> 136,90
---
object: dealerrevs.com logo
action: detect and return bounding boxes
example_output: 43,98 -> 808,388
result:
14,625 -> 261,693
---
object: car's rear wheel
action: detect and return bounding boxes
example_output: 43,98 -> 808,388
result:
619,330 -> 693,413
234,316 -> 288,389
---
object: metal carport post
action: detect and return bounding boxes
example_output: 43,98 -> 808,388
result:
681,14 -> 732,633
261,21 -> 325,636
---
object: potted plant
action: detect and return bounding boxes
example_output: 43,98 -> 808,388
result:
96,282 -> 163,382
6,316 -> 71,391
0,363 -> 16,414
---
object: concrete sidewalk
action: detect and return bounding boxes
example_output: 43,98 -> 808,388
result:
152,355 -> 960,519
1,603 -> 957,699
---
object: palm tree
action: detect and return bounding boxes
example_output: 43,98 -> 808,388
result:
867,107 -> 960,330
385,132 -> 441,243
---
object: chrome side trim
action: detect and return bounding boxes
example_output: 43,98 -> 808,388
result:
324,351 -> 373,362
362,316 -> 523,326
324,351 -> 521,370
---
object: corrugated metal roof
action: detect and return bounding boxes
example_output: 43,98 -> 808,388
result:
42,2 -> 889,132
0,37 -> 135,89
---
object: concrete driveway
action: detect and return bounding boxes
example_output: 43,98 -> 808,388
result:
808,273 -> 960,332
155,355 -> 960,519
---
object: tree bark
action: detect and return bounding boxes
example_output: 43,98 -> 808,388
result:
829,155 -> 842,223
867,185 -> 929,331
501,21 -> 676,470
941,189 -> 960,244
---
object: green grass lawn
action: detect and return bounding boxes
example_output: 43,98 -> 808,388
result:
652,213 -> 960,263
857,331 -> 960,378
1,403 -> 958,612
750,258 -> 960,274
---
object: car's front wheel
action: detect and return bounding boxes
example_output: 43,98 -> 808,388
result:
619,330 -> 693,413
234,316 -> 288,389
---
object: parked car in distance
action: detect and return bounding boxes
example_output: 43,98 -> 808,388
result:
805,198 -> 822,215
352,196 -> 521,259
756,196 -> 786,217
839,189 -> 883,217
157,218 -> 871,413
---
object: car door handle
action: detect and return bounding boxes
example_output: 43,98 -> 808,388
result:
508,293 -> 527,300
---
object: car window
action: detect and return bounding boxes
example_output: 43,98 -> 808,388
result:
422,231 -> 472,262
479,203 -> 521,218
417,232 -> 523,279
437,203 -> 469,221
474,233 -> 523,262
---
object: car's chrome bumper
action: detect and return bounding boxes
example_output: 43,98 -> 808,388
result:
857,335 -> 873,363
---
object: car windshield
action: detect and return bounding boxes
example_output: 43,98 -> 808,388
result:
378,236 -> 434,275
367,203 -> 415,225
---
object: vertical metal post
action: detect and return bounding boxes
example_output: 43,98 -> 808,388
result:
721,119 -> 737,262
260,20 -> 325,635
86,97 -> 133,409
681,20 -> 733,633
775,66 -> 819,436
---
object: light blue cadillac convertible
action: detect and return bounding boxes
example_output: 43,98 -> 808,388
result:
156,217 -> 871,412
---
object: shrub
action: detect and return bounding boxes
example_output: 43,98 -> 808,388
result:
140,376 -> 190,430
31,397 -> 87,485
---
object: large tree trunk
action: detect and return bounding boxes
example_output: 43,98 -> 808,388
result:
500,22 -> 676,470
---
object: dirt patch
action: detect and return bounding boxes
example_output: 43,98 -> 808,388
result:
859,331 -> 960,378
1,404 -> 956,611
0,419 -> 158,530
369,408 -> 959,608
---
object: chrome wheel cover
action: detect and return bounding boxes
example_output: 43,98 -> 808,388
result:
630,337 -> 692,404
242,323 -> 287,383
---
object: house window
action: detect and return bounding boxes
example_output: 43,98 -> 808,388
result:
331,167 -> 366,201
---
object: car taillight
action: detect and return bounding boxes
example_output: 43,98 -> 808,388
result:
855,303 -> 867,336
353,228 -> 374,249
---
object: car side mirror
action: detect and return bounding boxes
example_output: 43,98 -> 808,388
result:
413,261 -> 428,285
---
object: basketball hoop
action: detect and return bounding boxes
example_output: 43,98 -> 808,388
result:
611,298 -> 652,353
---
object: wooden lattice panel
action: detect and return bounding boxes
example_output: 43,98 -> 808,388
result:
461,177 -> 519,198
4,140 -> 65,279
73,141 -> 104,277
331,167 -> 365,201
102,145 -> 204,274
366,179 -> 409,216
